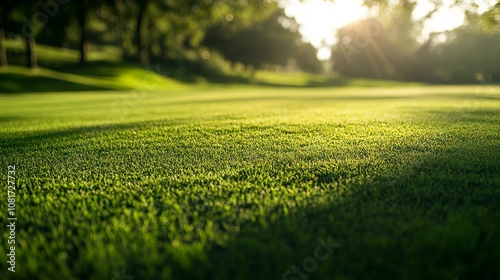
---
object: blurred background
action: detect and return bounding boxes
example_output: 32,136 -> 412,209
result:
0,0 -> 499,89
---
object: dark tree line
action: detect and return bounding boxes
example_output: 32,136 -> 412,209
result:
0,0 -> 321,73
202,9 -> 322,73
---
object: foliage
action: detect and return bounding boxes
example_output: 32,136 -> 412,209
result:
480,2 -> 500,33
330,0 -> 434,81
331,18 -> 421,81
331,0 -> 500,83
202,7 -> 322,72
1,0 -> 320,70
431,18 -> 500,83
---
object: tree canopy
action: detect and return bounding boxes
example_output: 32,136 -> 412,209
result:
0,0 -> 321,73
331,0 -> 500,83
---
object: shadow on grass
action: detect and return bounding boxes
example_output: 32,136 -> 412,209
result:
0,72 -> 111,93
52,61 -> 148,78
200,137 -> 500,280
0,116 -> 25,123
423,107 -> 500,124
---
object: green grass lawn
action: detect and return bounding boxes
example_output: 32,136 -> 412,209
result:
1,84 -> 499,280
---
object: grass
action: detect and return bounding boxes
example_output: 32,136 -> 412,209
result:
253,70 -> 423,87
0,84 -> 499,280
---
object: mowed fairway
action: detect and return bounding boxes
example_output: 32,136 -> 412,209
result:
1,85 -> 500,280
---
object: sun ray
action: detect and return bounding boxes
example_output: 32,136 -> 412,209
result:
284,0 -> 370,59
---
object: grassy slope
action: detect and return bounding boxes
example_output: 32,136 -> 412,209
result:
0,41 -> 420,93
1,85 -> 500,279
0,41 -> 187,93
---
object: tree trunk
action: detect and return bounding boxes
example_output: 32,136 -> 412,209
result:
26,37 -> 37,69
114,1 -> 123,55
0,3 -> 7,68
0,27 -> 7,67
116,18 -> 123,52
135,1 -> 147,65
77,0 -> 88,65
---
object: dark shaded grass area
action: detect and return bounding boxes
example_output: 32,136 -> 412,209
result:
0,72 -> 110,93
206,150 -> 500,280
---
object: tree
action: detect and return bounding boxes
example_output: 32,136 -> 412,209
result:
0,0 -> 15,67
36,1 -> 73,49
329,0 -> 450,81
202,6 -> 320,73
72,0 -> 108,64
431,16 -> 500,83
296,42 -> 324,74
134,0 -> 149,65
481,2 -> 500,33
6,1 -> 47,69
75,0 -> 90,64
332,18 -> 399,79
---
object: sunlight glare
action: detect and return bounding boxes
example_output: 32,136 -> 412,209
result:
284,0 -> 369,55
